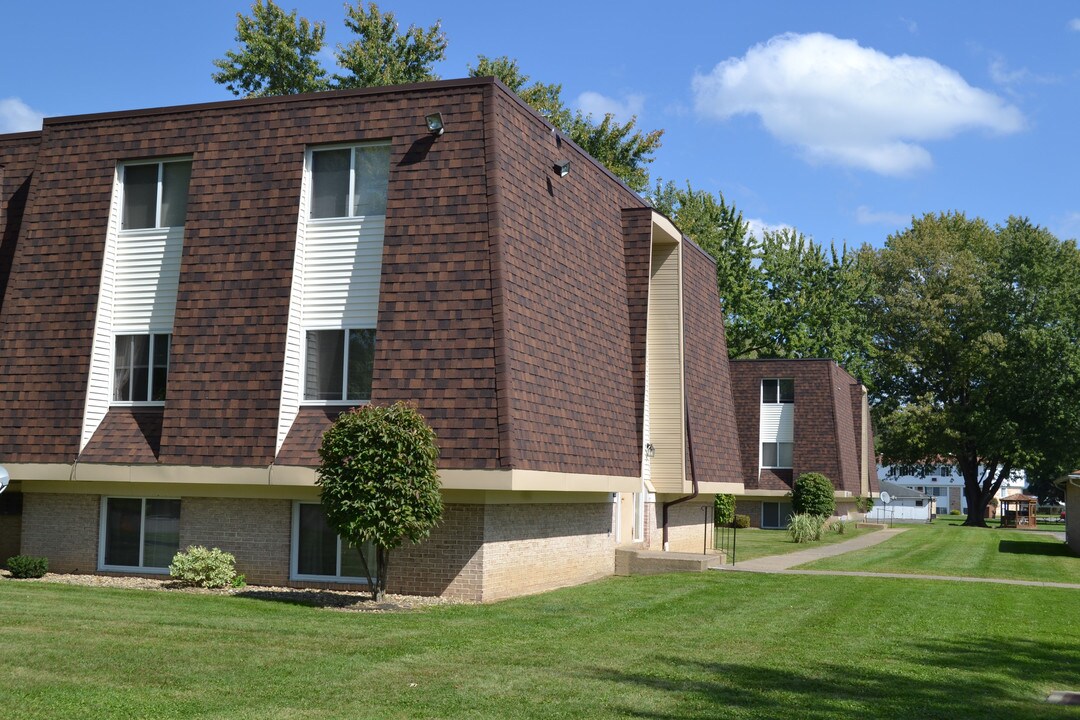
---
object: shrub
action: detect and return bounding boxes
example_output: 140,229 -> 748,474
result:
788,513 -> 826,543
733,514 -> 751,529
855,495 -> 874,513
826,518 -> 847,535
714,493 -> 735,526
792,472 -> 836,517
6,555 -> 48,578
169,546 -> 238,588
950,509 -> 961,515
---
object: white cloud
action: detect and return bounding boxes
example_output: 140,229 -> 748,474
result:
575,91 -> 644,122
855,205 -> 908,227
1069,18 -> 1080,31
900,16 -> 918,34
692,33 -> 1025,176
0,97 -> 44,133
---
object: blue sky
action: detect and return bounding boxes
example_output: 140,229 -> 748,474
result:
2,1 -> 1078,247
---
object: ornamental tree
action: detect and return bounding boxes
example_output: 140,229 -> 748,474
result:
317,402 -> 442,601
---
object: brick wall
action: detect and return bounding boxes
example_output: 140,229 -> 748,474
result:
392,503 -> 485,600
1066,482 -> 1079,555
660,499 -> 715,553
22,493 -> 99,572
480,502 -> 614,601
734,501 -> 763,528
178,497 -> 291,586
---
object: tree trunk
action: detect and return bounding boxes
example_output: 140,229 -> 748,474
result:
961,481 -> 990,528
373,546 -> 390,602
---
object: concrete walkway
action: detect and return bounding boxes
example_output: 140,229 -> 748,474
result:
718,527 -> 1080,590
725,528 -> 908,572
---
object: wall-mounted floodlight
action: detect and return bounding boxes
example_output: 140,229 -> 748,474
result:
554,160 -> 571,177
425,112 -> 445,136
0,465 -> 9,495
645,443 -> 655,459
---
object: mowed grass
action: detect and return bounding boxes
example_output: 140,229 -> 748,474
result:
720,525 -> 878,563
2,572 -> 1079,719
799,519 -> 1080,583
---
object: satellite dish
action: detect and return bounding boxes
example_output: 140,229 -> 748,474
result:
880,491 -> 891,505
0,465 -> 9,495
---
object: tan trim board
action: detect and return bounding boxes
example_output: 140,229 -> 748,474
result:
5,462 -> 639,493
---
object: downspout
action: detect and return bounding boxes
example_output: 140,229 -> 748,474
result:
662,403 -> 699,550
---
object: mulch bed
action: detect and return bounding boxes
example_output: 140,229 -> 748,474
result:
0,571 -> 469,612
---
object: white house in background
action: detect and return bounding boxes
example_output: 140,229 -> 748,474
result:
866,480 -> 933,523
878,464 -> 1027,516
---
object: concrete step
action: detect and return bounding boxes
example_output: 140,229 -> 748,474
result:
615,548 -> 727,576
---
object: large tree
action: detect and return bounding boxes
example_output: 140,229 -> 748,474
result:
212,0 -> 329,97
469,56 -> 663,192
650,180 -> 875,381
333,2 -> 446,89
868,212 -> 1080,527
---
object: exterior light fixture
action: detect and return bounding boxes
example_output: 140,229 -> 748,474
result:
0,465 -> 9,495
645,443 -> 655,459
425,112 -> 445,136
554,160 -> 571,177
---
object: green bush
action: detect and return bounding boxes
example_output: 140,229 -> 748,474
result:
855,495 -> 874,513
792,472 -> 836,517
733,514 -> 751,529
6,555 -> 48,578
788,513 -> 826,543
826,518 -> 847,535
714,494 -> 735,526
950,509 -> 961,515
169,546 -> 238,589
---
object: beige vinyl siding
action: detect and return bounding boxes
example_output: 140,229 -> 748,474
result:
645,241 -> 684,492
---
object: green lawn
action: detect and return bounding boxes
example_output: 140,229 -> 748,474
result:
2,573 -> 1078,719
718,525 -> 878,563
799,518 -> 1079,583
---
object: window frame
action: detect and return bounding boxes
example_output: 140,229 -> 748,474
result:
97,496 -> 181,573
300,327 -> 376,405
760,441 -> 794,469
119,157 -> 193,231
111,333 -> 170,406
761,378 -> 795,404
290,501 -> 375,583
307,141 -> 391,221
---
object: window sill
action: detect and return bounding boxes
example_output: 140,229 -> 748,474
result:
290,573 -> 371,584
299,400 -> 371,407
110,402 -> 166,408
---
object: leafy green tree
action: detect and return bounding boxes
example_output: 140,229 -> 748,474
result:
791,473 -> 836,517
212,0 -> 329,97
868,212 -> 1080,528
317,402 -> 443,601
333,2 -> 446,89
469,56 -> 663,192
650,180 -> 875,381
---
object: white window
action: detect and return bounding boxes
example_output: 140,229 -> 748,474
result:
762,378 -> 794,403
121,159 -> 192,230
762,501 -> 794,529
761,441 -> 794,469
113,333 -> 170,403
303,328 -> 376,402
310,144 -> 390,219
99,497 -> 180,572
291,502 -> 376,582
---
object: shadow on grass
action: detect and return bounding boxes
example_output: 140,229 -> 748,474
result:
590,637 -> 1079,720
233,589 -> 370,609
998,540 -> 1076,557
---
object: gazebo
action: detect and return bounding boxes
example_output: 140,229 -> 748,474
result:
999,493 -> 1038,529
